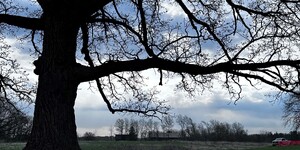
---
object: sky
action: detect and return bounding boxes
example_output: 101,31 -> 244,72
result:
3,0 -> 294,137
73,70 -> 289,136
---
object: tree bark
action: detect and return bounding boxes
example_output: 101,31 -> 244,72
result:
24,14 -> 81,150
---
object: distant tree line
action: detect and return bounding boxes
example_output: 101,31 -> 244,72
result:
112,115 -> 300,142
247,130 -> 300,143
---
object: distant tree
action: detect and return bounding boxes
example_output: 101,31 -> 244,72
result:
176,115 -> 200,139
208,120 -> 223,141
258,131 -> 274,142
161,115 -> 174,133
231,122 -> 247,141
2,0 -> 300,149
138,119 -> 147,138
124,118 -> 130,134
114,118 -> 125,135
153,121 -> 159,131
0,97 -> 32,141
129,125 -> 135,136
283,93 -> 300,130
289,131 -> 299,140
128,125 -> 137,141
153,121 -> 160,138
176,114 -> 188,138
109,125 -> 114,138
140,119 -> 156,138
199,121 -> 212,140
142,119 -> 161,139
196,120 -> 248,141
0,107 -> 33,141
82,132 -> 96,141
130,119 -> 139,136
185,117 -> 200,140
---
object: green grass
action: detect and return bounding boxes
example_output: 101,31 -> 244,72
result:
1,141 -> 300,150
0,142 -> 25,150
80,141 -> 188,150
250,145 -> 300,150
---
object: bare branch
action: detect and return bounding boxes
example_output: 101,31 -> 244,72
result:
175,0 -> 231,61
225,0 -> 280,16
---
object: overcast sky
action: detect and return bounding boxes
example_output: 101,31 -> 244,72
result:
73,71 -> 289,136
5,0 -> 293,137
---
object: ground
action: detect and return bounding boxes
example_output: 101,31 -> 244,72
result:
2,140 -> 299,150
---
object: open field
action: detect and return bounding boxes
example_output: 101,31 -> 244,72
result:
1,141 -> 300,150
79,141 -> 270,150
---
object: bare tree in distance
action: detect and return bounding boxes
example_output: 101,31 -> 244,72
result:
0,97 -> 33,141
82,132 -> 96,141
130,118 -> 139,136
283,93 -> 300,130
114,118 -> 125,135
176,114 -> 189,137
1,0 -> 300,149
161,115 -> 174,133
124,118 -> 130,134
109,125 -> 114,138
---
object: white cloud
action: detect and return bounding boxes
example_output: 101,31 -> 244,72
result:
161,1 -> 187,17
75,82 -> 104,110
77,126 -> 114,137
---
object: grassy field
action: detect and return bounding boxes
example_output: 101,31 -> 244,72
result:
1,141 -> 300,150
79,141 -> 269,150
253,146 -> 300,150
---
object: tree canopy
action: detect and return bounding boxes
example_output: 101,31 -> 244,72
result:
2,0 -> 300,115
1,0 -> 300,149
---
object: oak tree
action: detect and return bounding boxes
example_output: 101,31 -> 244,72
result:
1,0 -> 300,149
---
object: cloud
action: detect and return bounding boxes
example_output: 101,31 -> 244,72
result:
172,92 -> 287,134
161,2 -> 187,17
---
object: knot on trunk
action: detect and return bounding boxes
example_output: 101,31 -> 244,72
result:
33,57 -> 42,75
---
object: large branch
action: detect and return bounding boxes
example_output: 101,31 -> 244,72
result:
0,14 -> 44,30
37,0 -> 113,18
77,58 -> 300,83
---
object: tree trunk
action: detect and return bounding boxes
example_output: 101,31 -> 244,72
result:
24,14 -> 81,150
